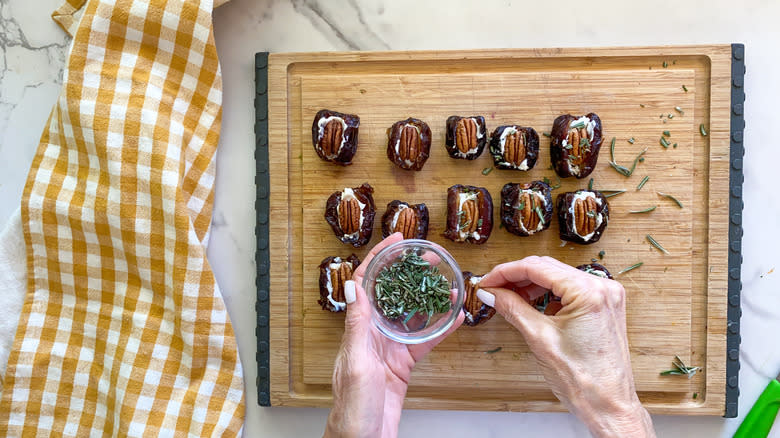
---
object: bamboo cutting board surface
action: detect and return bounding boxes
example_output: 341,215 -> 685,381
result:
265,46 -> 737,415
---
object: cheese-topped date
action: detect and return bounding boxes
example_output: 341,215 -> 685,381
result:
556,190 -> 609,244
489,125 -> 540,171
462,272 -> 495,326
500,181 -> 553,237
444,184 -> 493,244
324,183 -> 376,247
381,200 -> 429,240
386,117 -> 432,171
550,113 -> 603,178
318,254 -> 361,312
311,109 -> 360,165
576,262 -> 613,279
445,115 -> 487,160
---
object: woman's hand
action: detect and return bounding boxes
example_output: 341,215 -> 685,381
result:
324,233 -> 464,438
477,256 -> 655,438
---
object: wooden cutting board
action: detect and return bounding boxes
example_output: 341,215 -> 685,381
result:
260,45 -> 745,415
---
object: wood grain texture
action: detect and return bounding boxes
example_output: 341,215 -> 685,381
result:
267,46 -> 733,415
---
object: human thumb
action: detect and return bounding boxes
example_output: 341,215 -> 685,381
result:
478,286 -> 549,338
343,280 -> 372,332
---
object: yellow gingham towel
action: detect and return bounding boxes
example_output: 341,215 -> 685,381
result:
0,0 -> 245,435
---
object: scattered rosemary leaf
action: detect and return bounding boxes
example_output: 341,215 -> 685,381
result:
609,161 -> 632,177
602,189 -> 627,198
657,192 -> 683,208
482,167 -> 493,176
646,234 -> 669,254
629,205 -> 657,214
660,355 -> 701,379
663,61 -> 668,68
660,137 -> 670,148
700,124 -> 708,136
499,222 -> 505,229
571,120 -> 586,129
543,132 -> 551,137
610,137 -> 616,162
598,250 -> 605,259
693,392 -> 698,399
618,262 -> 643,275
675,106 -> 684,115
628,148 -> 648,174
591,258 -> 598,263
636,175 -> 650,191
682,84 -> 688,92
639,157 -> 645,162
628,137 -> 635,144
673,143 -> 678,148
588,178 -> 594,190
668,113 -> 674,119
663,130 -> 671,137
477,218 -> 483,228
485,347 -> 503,354
640,103 -> 646,108
543,175 -> 562,190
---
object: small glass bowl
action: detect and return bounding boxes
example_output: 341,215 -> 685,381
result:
362,239 -> 465,344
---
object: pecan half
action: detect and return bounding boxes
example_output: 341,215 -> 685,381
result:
489,125 -> 539,170
550,113 -> 603,179
500,181 -> 553,237
387,118 -> 432,170
556,190 -> 609,244
462,272 -> 495,326
445,115 -> 487,159
318,254 -> 361,312
311,109 -> 360,165
325,183 -> 375,247
576,263 -> 613,279
443,185 -> 493,244
381,200 -> 429,240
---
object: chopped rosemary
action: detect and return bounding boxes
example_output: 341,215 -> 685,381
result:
579,137 -> 591,148
639,157 -> 645,162
673,143 -> 678,148
485,347 -> 503,354
477,218 -> 483,228
543,132 -> 551,137
375,250 -> 452,323
657,192 -> 683,208
700,124 -> 708,136
543,175 -> 561,189
586,210 -> 596,218
618,262 -> 643,275
598,250 -> 605,259
668,113 -> 674,119
610,137 -> 616,162
682,84 -> 688,92
660,137 -> 671,148
588,178 -> 594,190
601,189 -> 627,198
514,202 -> 526,211
646,234 -> 669,254
570,120 -> 586,129
535,206 -> 546,225
662,61 -> 668,68
482,167 -> 493,175
628,148 -> 648,174
675,106 -> 684,115
660,356 -> 701,379
663,130 -> 671,137
628,137 -> 635,144
636,175 -> 650,191
629,205 -> 657,214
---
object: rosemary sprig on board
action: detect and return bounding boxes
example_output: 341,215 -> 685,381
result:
660,356 -> 701,379
618,262 -> 643,275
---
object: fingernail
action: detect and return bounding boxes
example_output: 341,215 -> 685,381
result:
344,280 -> 356,304
477,289 -> 495,307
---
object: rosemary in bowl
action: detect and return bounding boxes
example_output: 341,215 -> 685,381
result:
374,251 -> 452,329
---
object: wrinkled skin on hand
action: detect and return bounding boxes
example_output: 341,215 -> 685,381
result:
324,233 -> 464,438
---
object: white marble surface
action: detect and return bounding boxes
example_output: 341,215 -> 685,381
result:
2,0 -> 779,436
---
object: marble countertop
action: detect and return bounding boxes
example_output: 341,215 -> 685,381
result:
2,0 -> 779,436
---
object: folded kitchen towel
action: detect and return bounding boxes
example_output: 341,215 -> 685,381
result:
0,0 -> 245,435
0,208 -> 26,391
